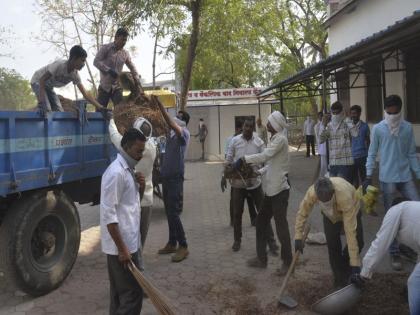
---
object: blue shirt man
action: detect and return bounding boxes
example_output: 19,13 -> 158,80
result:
349,105 -> 370,187
155,96 -> 191,263
365,95 -> 420,270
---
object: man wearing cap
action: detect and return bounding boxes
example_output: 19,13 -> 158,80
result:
236,111 -> 293,272
108,117 -> 156,267
294,177 -> 364,288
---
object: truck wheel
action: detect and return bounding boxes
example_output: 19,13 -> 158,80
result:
1,190 -> 80,296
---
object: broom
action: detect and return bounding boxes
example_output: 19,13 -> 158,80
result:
128,261 -> 177,315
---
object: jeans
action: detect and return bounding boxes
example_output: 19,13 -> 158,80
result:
162,176 -> 187,247
107,252 -> 143,315
306,135 -> 315,157
380,180 -> 420,255
97,85 -> 123,108
31,83 -> 64,112
231,185 -> 275,244
408,263 -> 420,315
329,165 -> 354,184
323,212 -> 364,287
353,156 -> 367,188
256,190 -> 292,265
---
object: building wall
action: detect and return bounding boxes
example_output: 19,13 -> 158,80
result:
184,104 -> 271,161
328,0 -> 420,54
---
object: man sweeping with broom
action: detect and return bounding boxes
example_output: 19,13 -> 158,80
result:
100,128 -> 147,314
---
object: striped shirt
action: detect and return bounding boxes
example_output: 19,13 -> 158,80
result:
320,120 -> 354,166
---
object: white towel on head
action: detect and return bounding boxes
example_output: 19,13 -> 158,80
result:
268,111 -> 287,132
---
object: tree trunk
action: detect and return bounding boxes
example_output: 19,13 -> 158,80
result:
179,0 -> 202,111
152,23 -> 161,89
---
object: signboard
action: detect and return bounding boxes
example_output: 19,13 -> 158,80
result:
187,88 -> 263,100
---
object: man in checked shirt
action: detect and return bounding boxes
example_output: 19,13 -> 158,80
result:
94,27 -> 143,108
319,101 -> 355,183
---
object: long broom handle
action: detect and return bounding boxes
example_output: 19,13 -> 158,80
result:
278,224 -> 311,297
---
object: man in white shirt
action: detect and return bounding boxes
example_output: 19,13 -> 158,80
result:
108,117 -> 156,249
352,198 -> 420,314
100,128 -> 146,315
303,116 -> 316,157
237,112 -> 293,271
226,119 -> 276,252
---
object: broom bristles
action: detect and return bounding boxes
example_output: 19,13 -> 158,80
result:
128,262 -> 177,315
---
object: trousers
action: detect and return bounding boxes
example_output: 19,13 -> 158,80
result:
256,189 -> 292,265
232,185 -> 275,244
107,252 -> 143,315
323,211 -> 364,287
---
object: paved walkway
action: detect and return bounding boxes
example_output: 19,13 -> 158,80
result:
0,151 -> 411,314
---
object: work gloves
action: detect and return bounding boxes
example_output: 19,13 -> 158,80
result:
294,239 -> 304,254
221,176 -> 227,193
107,68 -> 119,79
232,157 -> 244,171
362,177 -> 372,194
350,267 -> 366,288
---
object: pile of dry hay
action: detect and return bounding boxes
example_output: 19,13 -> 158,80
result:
224,162 -> 258,180
59,95 -> 78,114
113,72 -> 169,136
58,72 -> 169,136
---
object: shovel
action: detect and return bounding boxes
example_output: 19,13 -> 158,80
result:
278,224 -> 311,309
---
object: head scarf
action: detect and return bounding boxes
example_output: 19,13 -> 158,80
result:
268,111 -> 287,132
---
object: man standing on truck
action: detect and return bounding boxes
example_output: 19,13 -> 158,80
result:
100,128 -> 147,314
31,45 -> 105,115
94,27 -> 143,108
155,96 -> 191,263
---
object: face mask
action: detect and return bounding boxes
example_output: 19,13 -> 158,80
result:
384,111 -> 402,136
319,195 -> 335,219
199,121 -> 203,128
120,149 -> 138,169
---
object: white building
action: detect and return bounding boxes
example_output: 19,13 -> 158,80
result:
260,0 -> 420,147
182,88 -> 274,161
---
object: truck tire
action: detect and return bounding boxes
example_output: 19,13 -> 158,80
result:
1,190 -> 80,296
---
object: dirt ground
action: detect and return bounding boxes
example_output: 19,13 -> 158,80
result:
197,270 -> 410,315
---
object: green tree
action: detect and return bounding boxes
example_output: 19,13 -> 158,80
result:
180,1 -> 274,89
0,68 -> 36,110
248,0 -> 328,115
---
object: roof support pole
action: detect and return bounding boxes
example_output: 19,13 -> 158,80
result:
322,69 -> 327,113
258,99 -> 261,118
218,105 -> 221,155
280,86 -> 284,113
381,60 -> 387,102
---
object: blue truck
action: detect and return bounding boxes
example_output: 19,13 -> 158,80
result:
0,102 -> 116,296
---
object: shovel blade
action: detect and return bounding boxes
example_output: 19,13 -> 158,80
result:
278,295 -> 298,309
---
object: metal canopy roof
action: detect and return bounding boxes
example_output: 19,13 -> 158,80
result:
259,10 -> 420,98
